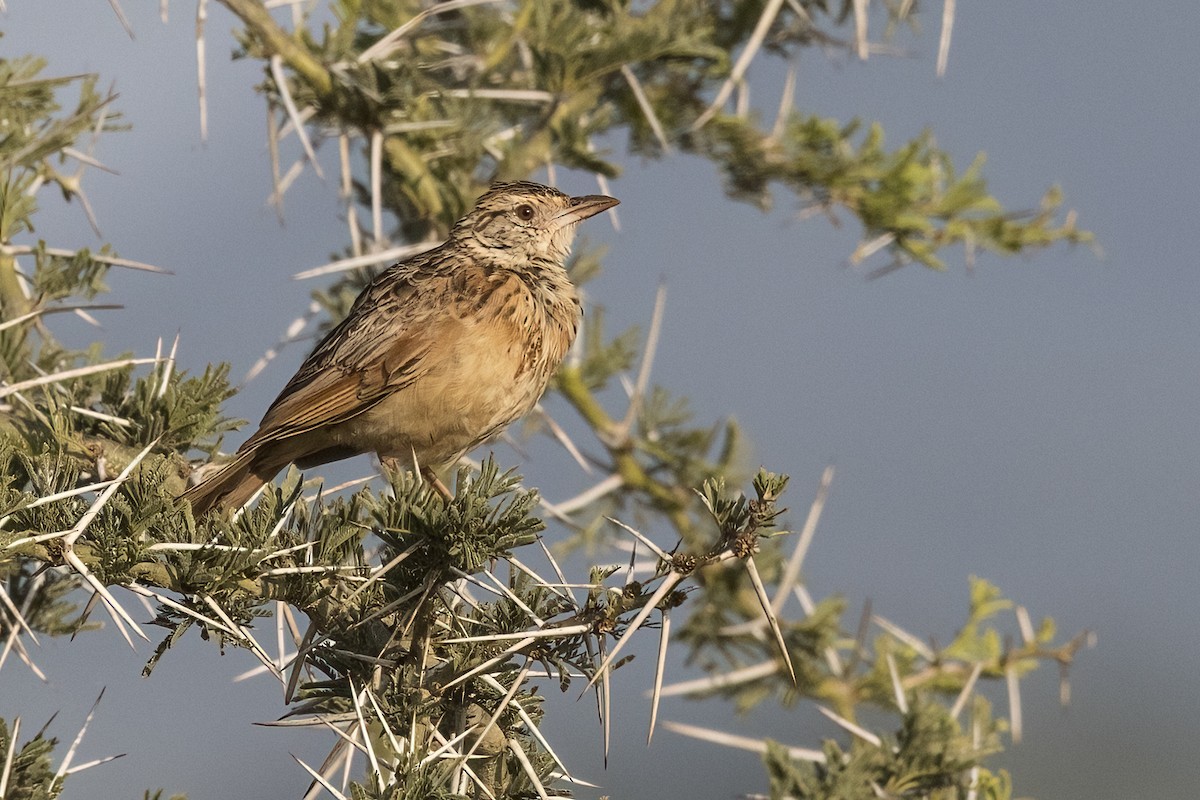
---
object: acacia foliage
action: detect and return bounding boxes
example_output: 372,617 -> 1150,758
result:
0,7 -> 1090,799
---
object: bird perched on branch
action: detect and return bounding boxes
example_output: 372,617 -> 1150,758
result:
181,181 -> 618,515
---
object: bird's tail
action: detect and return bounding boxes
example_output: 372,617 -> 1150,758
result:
179,447 -> 284,516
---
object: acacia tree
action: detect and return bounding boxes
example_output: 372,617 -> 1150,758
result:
1,2 -> 1090,798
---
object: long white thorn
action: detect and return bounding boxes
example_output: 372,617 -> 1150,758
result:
655,659 -> 779,698
605,516 -> 669,562
292,755 -> 350,800
1016,605 -> 1035,644
285,623 -> 318,704
0,303 -> 121,334
0,584 -> 37,644
662,720 -> 825,763
270,55 -> 322,178
463,659 -> 531,763
536,537 -> 571,594
8,634 -> 46,681
439,623 -> 591,645
507,738 -> 551,800
348,681 -> 383,789
338,133 -> 363,257
619,283 -> 667,437
441,636 -> 537,691
370,130 -> 383,246
196,0 -> 208,140
0,479 -> 116,533
54,689 -> 106,782
157,332 -> 179,400
647,607 -> 671,744
419,725 -> 472,768
769,64 -> 796,143
505,555 -> 575,606
600,642 -> 612,765
818,705 -> 882,747
0,358 -> 160,400
620,64 -> 671,153
691,0 -> 785,130
477,568 -> 545,625
62,753 -> 125,775
886,652 -> 908,714
63,438 -> 158,547
852,0 -> 868,59
0,245 -> 170,274
873,614 -> 936,661
595,167 -> 621,232
61,147 -> 115,173
478,673 -> 573,779
0,717 -> 19,797
364,689 -> 404,761
533,404 -> 593,474
547,473 -> 623,518
1006,664 -> 1023,743
65,552 -> 147,642
937,0 -> 956,77
743,557 -> 796,684
356,0 -> 508,62
339,541 -> 423,606
107,0 -> 134,38
293,242 -> 439,281
267,101 -> 284,217
949,662 -> 984,721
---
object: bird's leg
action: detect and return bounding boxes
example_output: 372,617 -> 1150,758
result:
379,452 -> 454,501
407,445 -> 453,500
420,465 -> 454,501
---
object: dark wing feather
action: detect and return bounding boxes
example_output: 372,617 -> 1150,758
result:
242,256 -> 443,449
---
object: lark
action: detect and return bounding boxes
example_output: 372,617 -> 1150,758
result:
182,181 -> 618,514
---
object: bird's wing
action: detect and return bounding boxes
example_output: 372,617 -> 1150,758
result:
243,264 -> 443,448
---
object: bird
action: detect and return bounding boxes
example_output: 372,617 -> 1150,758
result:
180,181 -> 618,515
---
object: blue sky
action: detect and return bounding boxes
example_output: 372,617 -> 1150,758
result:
4,2 -> 1200,797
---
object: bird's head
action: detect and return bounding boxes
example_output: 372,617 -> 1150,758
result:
453,181 -> 619,264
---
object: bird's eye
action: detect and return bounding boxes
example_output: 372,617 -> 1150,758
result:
515,204 -> 535,221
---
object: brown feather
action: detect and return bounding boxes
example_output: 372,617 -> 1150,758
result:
179,448 -> 279,516
179,182 -> 616,515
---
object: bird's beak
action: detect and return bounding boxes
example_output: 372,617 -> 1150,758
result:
553,194 -> 620,229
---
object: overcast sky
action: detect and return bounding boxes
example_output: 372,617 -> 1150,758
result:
4,2 -> 1200,798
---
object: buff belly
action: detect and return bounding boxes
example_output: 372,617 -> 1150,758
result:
327,328 -> 544,468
